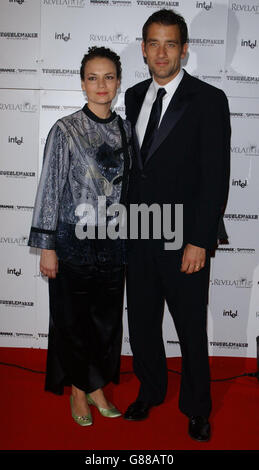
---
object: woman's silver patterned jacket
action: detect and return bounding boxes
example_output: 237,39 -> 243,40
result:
28,105 -> 132,265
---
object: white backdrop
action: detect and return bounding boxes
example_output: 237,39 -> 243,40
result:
0,0 -> 258,358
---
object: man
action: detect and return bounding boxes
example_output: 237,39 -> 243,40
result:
124,9 -> 230,441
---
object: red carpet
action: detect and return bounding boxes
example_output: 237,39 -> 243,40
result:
0,348 -> 258,451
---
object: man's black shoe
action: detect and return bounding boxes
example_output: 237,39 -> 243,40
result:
188,416 -> 211,442
123,401 -> 152,421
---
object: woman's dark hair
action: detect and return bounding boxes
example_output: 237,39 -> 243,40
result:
80,46 -> 122,80
142,9 -> 188,45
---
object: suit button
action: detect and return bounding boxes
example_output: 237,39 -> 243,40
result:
141,173 -> 147,179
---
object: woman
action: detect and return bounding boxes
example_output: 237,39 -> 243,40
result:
28,47 -> 131,426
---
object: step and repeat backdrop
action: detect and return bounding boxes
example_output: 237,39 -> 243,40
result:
0,0 -> 258,358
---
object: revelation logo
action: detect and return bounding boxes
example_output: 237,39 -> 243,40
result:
0,102 -> 37,113
231,3 -> 259,13
0,236 -> 28,246
43,0 -> 86,6
210,277 -> 252,288
231,144 -> 259,156
89,33 -> 129,44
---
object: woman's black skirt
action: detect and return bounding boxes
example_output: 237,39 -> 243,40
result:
45,261 -> 125,395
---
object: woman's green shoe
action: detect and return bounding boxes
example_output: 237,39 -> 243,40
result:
70,395 -> 93,426
86,394 -> 122,418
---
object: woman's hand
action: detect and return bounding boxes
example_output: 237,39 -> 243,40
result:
40,249 -> 58,279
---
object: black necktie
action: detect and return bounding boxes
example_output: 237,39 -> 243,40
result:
141,87 -> 166,164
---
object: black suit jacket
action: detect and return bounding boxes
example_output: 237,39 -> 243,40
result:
125,70 -> 231,250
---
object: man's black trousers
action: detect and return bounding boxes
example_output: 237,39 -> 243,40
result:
126,241 -> 212,418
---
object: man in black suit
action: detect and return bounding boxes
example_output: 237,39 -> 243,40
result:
123,9 -> 231,441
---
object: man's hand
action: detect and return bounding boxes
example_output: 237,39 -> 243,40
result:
180,243 -> 206,274
40,249 -> 58,279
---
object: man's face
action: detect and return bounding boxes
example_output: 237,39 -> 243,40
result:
142,23 -> 188,85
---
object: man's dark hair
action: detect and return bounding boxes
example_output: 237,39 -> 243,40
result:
80,46 -> 122,80
142,9 -> 188,45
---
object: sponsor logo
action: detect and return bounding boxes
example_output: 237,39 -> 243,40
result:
224,213 -> 258,221
9,0 -> 25,4
0,299 -> 34,307
43,0 -> 86,7
217,247 -> 255,254
55,32 -> 71,41
231,145 -> 259,156
90,0 -> 109,4
210,277 -> 252,288
0,68 -> 37,75
223,309 -> 238,318
189,38 -> 224,46
42,68 -> 79,76
0,170 -> 35,178
226,75 -> 259,84
114,105 -> 125,114
135,70 -> 151,80
0,204 -> 34,211
196,1 -> 213,10
7,268 -> 22,276
0,236 -> 28,246
15,333 -> 34,338
8,136 -> 23,145
231,3 -> 259,14
210,341 -> 248,349
90,0 -> 132,5
231,112 -> 259,119
0,332 -> 34,338
241,39 -> 257,48
89,33 -> 130,44
136,0 -> 179,6
231,178 -> 248,188
195,74 -> 222,83
41,104 -> 80,112
0,102 -> 37,113
0,32 -> 38,40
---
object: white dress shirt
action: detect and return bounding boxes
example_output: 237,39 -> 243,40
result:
136,68 -> 184,148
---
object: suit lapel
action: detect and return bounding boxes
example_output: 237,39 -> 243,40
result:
132,126 -> 143,170
144,71 -> 196,166
130,79 -> 152,170
130,79 -> 152,126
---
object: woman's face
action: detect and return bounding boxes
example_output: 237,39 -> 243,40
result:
81,57 -> 120,109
